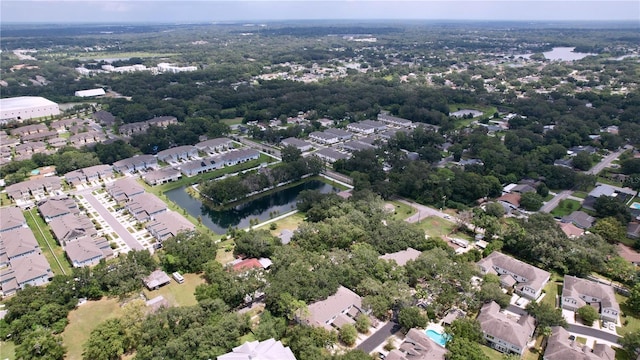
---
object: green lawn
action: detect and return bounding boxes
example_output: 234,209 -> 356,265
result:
480,345 -> 505,360
0,192 -> 11,206
541,278 -> 563,308
0,340 -> 15,360
216,239 -> 236,265
449,104 -> 498,128
387,201 -> 417,222
142,273 -> 205,307
572,191 -> 589,199
550,199 -> 582,217
615,293 -> 640,336
62,298 -> 125,360
221,117 -> 244,126
414,216 -> 473,240
24,209 -> 73,275
268,212 -> 306,235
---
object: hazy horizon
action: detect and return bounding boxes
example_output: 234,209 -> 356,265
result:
2,0 -> 639,24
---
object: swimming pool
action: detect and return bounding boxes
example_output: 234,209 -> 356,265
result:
631,202 -> 640,210
425,329 -> 450,347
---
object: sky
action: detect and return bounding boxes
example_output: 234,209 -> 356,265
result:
1,0 -> 639,23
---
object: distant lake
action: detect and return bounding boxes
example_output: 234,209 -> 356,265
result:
165,179 -> 339,234
517,47 -> 596,61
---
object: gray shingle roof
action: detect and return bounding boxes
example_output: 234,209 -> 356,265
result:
478,301 -> 535,349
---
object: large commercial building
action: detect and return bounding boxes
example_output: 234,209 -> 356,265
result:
0,96 -> 60,123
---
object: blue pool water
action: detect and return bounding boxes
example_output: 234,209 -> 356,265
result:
631,202 -> 640,210
425,329 -> 450,346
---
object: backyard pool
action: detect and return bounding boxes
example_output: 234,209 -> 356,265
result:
631,202 -> 640,210
425,329 -> 450,347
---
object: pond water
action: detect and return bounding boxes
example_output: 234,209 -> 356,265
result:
164,179 -> 339,234
517,47 -> 595,61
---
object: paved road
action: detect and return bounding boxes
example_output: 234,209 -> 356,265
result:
398,198 -> 452,223
568,324 -> 621,344
587,148 -> 626,175
81,191 -> 144,251
540,190 -> 572,213
235,136 -> 282,159
357,321 -> 402,353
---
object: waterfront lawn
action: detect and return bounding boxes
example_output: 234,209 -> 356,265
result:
615,293 -> 640,336
143,273 -> 205,307
0,340 -> 15,360
550,199 -> 581,217
24,209 -> 73,275
268,212 -> 306,235
388,201 -> 417,222
62,298 -> 124,360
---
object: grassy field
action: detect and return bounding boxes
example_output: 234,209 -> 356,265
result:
268,212 -> 306,235
572,191 -> 589,199
449,104 -> 499,128
142,273 -> 205,307
62,298 -> 125,360
221,117 -> 245,126
0,340 -> 15,360
541,277 -> 563,308
480,345 -> 505,360
550,199 -> 582,217
24,209 -> 73,275
216,239 -> 236,265
615,293 -> 640,336
387,200 -> 417,222
413,216 -> 472,240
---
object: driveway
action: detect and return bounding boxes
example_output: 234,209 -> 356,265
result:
357,321 -> 402,353
81,191 -> 144,251
540,190 -> 572,213
568,324 -> 621,344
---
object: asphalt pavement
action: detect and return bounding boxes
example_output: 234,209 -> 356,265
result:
357,321 -> 402,354
81,191 -> 144,251
568,324 -> 621,344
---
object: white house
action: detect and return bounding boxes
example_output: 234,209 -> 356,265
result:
478,301 -> 535,356
561,275 -> 620,323
476,251 -> 550,300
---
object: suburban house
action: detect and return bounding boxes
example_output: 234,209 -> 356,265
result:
47,137 -> 68,148
21,130 -> 58,142
281,137 -> 314,152
156,145 -> 198,163
627,223 -> 640,239
562,211 -> 595,229
145,211 -> 195,243
37,196 -> 79,222
476,252 -> 550,300
112,155 -> 158,174
543,326 -> 615,360
93,110 -> 117,126
496,193 -> 521,210
302,285 -> 366,331
616,244 -> 640,266
230,258 -> 272,272
340,140 -> 375,153
69,131 -> 106,147
558,222 -> 585,238
0,206 -> 27,233
478,301 -> 535,356
582,184 -> 636,211
143,270 -> 171,290
195,137 -> 233,153
15,141 -> 47,158
0,252 -> 53,297
217,339 -> 297,360
65,237 -> 113,268
309,131 -> 339,144
64,164 -> 114,187
142,167 -> 182,186
49,214 -> 97,246
0,227 -> 39,265
145,295 -> 171,313
324,128 -> 352,141
314,148 -> 351,163
107,178 -> 145,202
379,247 -> 422,266
180,157 -> 223,177
10,123 -> 48,137
278,229 -> 293,245
118,116 -> 178,136
561,275 -> 620,323
5,176 -> 62,202
218,148 -> 260,166
377,113 -> 414,128
347,120 -> 386,134
125,193 -> 167,222
386,328 -> 447,360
